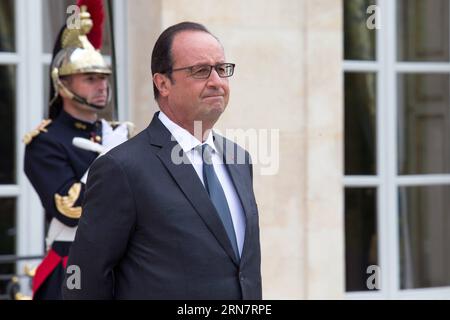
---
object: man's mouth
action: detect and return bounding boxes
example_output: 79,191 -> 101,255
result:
91,96 -> 107,105
203,95 -> 223,100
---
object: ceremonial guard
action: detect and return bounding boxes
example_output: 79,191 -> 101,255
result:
23,0 -> 133,299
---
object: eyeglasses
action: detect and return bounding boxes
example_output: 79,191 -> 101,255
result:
169,63 -> 235,79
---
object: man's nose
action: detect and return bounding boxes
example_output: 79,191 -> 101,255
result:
98,79 -> 108,91
206,68 -> 223,87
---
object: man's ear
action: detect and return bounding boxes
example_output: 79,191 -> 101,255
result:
153,73 -> 171,98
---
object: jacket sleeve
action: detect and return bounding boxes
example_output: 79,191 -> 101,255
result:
24,134 -> 86,227
62,153 -> 136,299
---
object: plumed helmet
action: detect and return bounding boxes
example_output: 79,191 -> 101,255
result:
49,1 -> 111,117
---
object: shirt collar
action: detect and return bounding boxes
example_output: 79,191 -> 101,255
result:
158,111 -> 217,154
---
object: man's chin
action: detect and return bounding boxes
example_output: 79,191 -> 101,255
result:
206,101 -> 226,112
89,100 -> 107,108
201,105 -> 226,123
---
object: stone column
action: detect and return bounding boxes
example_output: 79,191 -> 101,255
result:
126,0 -> 344,299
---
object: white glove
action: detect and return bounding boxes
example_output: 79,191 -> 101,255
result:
73,120 -> 130,184
72,137 -> 104,183
101,119 -> 129,154
80,168 -> 89,184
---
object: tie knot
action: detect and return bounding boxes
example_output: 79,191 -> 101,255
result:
201,144 -> 213,164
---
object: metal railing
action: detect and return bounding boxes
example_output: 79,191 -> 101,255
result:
0,255 -> 44,300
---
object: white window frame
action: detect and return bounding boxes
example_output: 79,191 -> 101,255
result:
344,0 -> 450,299
0,0 -> 128,296
0,0 -> 45,295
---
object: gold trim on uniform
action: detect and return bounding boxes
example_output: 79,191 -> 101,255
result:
15,293 -> 32,300
24,264 -> 36,278
74,122 -> 87,130
22,119 -> 52,145
9,277 -> 32,300
54,183 -> 82,219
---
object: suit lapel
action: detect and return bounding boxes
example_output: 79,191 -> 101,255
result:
146,114 -> 240,266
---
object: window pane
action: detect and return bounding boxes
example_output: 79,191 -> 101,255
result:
43,64 -> 50,116
345,188 -> 378,292
0,0 -> 15,52
102,0 -> 112,55
399,185 -> 450,289
397,0 -> 449,62
42,0 -> 74,54
42,0 -> 112,54
398,74 -> 450,175
0,198 -> 16,298
344,0 -> 377,60
345,72 -> 377,175
0,65 -> 16,184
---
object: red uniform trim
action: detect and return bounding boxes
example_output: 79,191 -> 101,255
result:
32,249 -> 65,296
63,256 -> 68,269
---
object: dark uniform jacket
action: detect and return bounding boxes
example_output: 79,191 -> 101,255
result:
24,110 -> 103,227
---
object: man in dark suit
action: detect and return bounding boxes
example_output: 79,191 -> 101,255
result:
63,21 -> 262,300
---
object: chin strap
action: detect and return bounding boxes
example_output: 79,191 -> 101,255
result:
70,92 -> 105,110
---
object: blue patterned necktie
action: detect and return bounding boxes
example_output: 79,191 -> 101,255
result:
201,144 -> 240,260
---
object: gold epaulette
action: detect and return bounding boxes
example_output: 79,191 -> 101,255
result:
22,119 -> 52,145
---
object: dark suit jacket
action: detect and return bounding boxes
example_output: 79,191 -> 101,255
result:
62,112 -> 262,300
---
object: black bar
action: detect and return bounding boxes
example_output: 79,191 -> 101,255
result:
0,255 -> 43,263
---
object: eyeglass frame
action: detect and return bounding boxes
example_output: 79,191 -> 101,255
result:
166,63 -> 236,79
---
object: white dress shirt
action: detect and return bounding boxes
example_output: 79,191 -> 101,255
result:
158,111 -> 246,257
